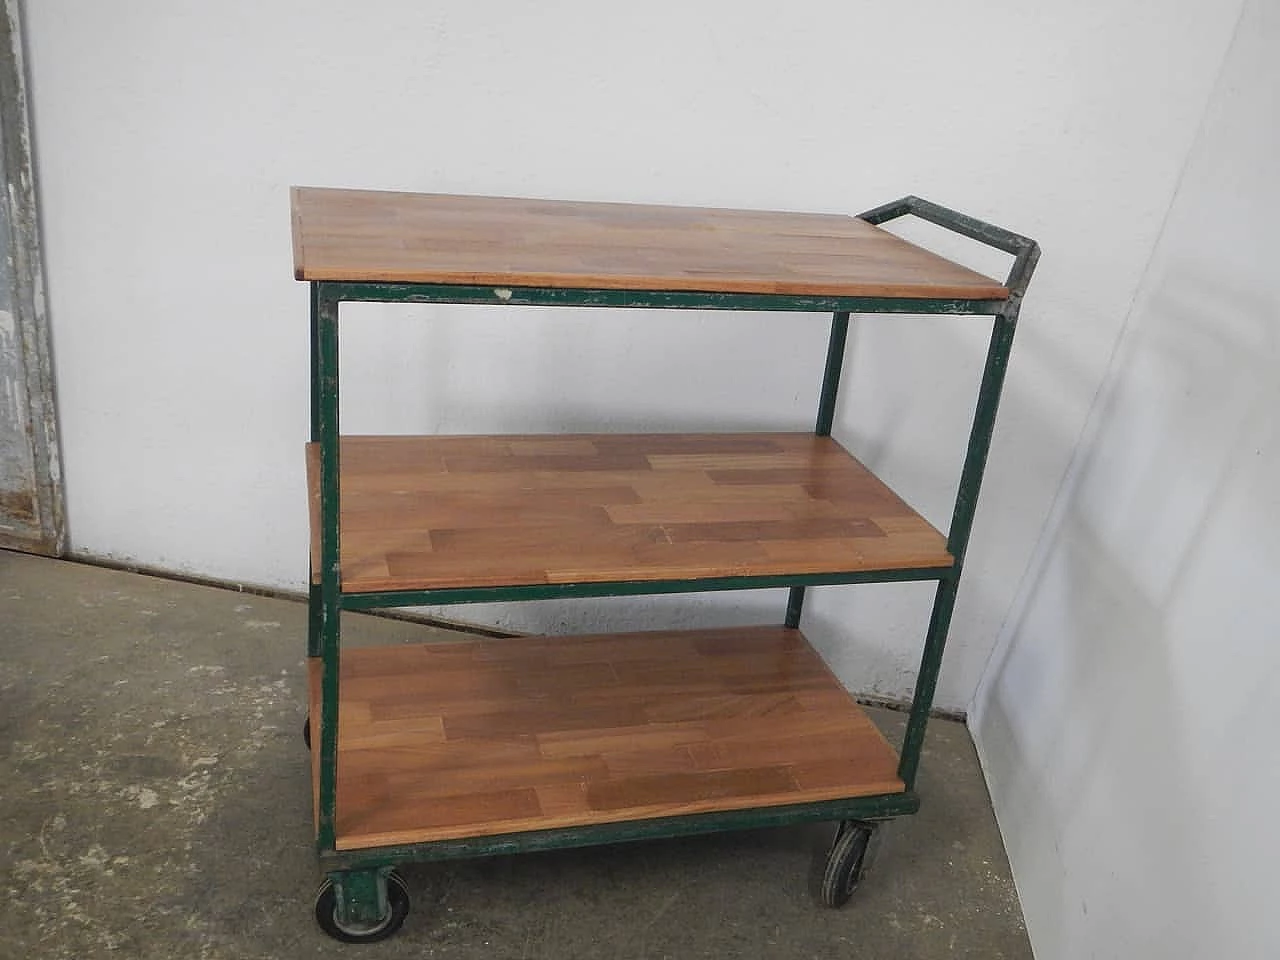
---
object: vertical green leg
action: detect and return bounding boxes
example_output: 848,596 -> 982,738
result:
315,287 -> 342,853
307,283 -> 323,659
897,310 -> 1018,790
784,587 -> 805,629
330,868 -> 390,927
789,311 -> 851,628
814,311 -> 850,438
307,582 -> 323,658
310,282 -> 323,442
896,576 -> 959,789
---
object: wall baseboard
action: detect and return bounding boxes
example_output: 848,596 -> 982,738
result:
855,693 -> 966,723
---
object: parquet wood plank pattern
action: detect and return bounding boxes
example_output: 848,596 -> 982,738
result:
307,627 -> 905,850
306,434 -> 953,593
291,187 -> 1008,299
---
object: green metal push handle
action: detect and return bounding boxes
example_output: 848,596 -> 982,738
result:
859,196 -> 1040,299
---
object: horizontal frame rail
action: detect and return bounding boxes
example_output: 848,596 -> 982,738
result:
320,280 -> 1006,315
338,566 -> 956,611
318,792 -> 921,868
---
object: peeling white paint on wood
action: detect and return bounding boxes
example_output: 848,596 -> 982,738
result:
0,0 -> 62,553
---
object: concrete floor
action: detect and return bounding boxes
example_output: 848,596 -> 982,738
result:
0,550 -> 1031,959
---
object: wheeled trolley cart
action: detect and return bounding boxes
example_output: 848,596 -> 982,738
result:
291,187 -> 1038,942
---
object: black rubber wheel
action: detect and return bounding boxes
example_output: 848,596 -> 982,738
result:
303,714 -> 311,750
314,871 -> 410,943
820,822 -> 873,908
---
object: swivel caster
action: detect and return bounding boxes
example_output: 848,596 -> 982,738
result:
820,820 -> 877,908
314,869 -> 410,943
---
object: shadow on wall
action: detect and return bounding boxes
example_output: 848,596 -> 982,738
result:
806,290 -> 1110,707
976,258 -> 1280,955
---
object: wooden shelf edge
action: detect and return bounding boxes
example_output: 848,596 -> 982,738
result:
289,187 -> 1009,300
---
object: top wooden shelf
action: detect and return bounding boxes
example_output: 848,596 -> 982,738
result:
291,187 -> 1008,300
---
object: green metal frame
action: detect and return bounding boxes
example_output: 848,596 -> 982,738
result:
305,196 -> 1039,899
327,867 -> 395,928
322,280 -> 1005,316
339,565 -> 954,611
320,791 -> 921,873
859,196 -> 1039,790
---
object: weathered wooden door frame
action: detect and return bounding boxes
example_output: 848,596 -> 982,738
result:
0,0 -> 63,555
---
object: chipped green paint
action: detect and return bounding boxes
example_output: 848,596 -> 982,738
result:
320,280 -> 1005,316
319,792 -> 922,872
314,288 -> 341,854
338,565 -> 956,611
328,867 -> 390,927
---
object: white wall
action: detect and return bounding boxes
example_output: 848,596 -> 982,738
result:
973,0 -> 1278,954
26,0 -> 1240,709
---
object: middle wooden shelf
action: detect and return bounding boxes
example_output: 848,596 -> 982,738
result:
307,432 -> 952,595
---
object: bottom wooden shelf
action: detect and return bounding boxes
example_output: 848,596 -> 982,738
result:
309,626 -> 904,851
